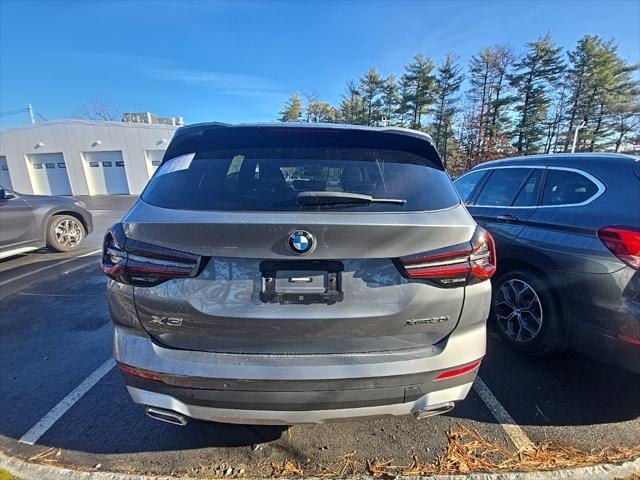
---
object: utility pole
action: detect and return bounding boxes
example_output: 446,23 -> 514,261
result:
27,103 -> 35,124
571,123 -> 586,153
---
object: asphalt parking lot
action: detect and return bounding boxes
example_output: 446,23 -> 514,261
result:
0,195 -> 639,478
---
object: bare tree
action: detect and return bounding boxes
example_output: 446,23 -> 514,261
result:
75,99 -> 121,121
303,91 -> 320,122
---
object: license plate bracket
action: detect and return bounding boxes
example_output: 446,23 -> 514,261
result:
260,260 -> 344,304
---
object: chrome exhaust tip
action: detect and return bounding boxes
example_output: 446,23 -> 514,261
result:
146,407 -> 188,426
413,402 -> 455,419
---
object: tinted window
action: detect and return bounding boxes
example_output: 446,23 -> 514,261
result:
542,169 -> 599,206
475,168 -> 531,207
142,148 -> 460,212
454,170 -> 486,204
513,169 -> 543,206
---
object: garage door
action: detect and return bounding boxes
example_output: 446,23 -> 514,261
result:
83,151 -> 130,195
0,156 -> 12,189
27,153 -> 72,195
144,150 -> 165,179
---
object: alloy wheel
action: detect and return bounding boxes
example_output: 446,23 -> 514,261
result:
495,278 -> 543,343
54,218 -> 83,248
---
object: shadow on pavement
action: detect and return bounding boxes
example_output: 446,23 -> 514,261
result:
472,329 -> 640,427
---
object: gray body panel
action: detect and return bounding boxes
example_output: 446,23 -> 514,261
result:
0,187 -> 93,254
459,153 -> 640,372
124,201 -> 476,354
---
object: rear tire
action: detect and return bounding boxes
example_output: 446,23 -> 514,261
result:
46,215 -> 86,252
492,269 -> 566,355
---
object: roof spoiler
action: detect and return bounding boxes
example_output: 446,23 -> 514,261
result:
163,124 -> 444,171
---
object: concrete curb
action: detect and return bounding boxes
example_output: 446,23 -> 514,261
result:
1,452 -> 639,480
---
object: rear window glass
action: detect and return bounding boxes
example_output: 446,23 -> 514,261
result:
542,169 -> 599,206
142,147 -> 459,212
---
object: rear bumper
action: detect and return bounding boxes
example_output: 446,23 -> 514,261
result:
112,321 -> 486,424
127,382 -> 472,425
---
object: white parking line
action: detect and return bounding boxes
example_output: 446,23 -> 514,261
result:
19,359 -> 115,445
474,376 -> 533,450
0,249 -> 101,288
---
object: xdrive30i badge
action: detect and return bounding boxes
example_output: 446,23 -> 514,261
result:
288,230 -> 314,254
405,316 -> 450,326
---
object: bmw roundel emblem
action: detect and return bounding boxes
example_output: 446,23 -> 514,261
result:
288,230 -> 314,254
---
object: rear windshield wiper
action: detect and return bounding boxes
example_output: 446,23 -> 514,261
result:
297,191 -> 407,207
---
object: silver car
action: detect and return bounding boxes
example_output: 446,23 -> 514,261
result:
0,185 -> 93,258
102,123 -> 495,426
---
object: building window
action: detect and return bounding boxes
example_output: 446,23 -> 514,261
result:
58,163 -> 66,168
34,163 -> 43,169
89,162 -> 99,167
102,161 -> 112,167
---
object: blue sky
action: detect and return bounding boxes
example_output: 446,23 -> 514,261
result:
1,0 -> 639,128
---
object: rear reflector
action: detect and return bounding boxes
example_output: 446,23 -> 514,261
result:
117,364 -> 164,382
434,360 -> 482,381
598,226 -> 640,270
398,226 -> 496,286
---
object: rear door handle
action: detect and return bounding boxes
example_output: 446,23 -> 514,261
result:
497,214 -> 519,223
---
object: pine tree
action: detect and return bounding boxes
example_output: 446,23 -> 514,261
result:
380,75 -> 399,125
563,35 -> 639,151
308,102 -> 339,123
279,93 -> 303,122
510,34 -> 564,154
585,44 -> 639,151
339,80 -> 366,125
431,54 -> 464,167
401,54 -> 436,128
487,46 -> 516,141
359,68 -> 384,126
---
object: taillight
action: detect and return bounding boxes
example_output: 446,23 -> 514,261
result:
101,223 -> 202,286
398,226 -> 496,287
598,226 -> 640,270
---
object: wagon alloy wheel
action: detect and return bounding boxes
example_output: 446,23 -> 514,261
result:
54,218 -> 83,247
495,279 -> 543,343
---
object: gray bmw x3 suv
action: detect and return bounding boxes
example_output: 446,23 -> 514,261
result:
102,123 -> 495,425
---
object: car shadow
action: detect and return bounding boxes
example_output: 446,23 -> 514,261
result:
468,329 -> 640,427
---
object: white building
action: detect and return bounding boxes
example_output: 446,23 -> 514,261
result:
0,119 -> 179,196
